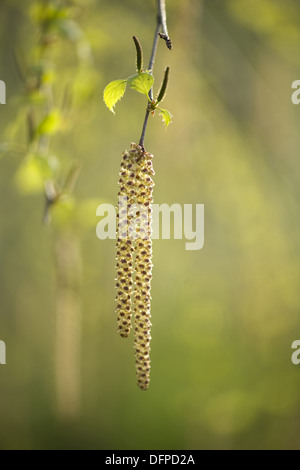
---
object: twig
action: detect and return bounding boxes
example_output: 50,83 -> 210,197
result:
148,22 -> 161,80
139,106 -> 151,151
139,0 -> 172,149
158,0 -> 172,50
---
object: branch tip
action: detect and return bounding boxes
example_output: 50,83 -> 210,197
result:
158,32 -> 172,50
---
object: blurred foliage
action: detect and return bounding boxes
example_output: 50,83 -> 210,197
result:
1,0 -> 300,450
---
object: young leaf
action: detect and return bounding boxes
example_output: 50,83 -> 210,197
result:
36,109 -> 62,136
76,198 -> 102,228
15,154 -> 53,194
103,79 -> 127,113
128,72 -> 154,96
51,196 -> 76,228
159,108 -> 172,127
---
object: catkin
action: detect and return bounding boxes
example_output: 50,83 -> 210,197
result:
133,147 -> 154,390
115,142 -> 155,390
115,146 -> 137,338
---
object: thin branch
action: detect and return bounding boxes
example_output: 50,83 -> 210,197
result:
138,24 -> 160,148
139,107 -> 151,150
139,0 -> 172,149
148,22 -> 161,76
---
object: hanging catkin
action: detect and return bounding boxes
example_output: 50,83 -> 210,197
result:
115,142 -> 154,390
115,146 -> 137,338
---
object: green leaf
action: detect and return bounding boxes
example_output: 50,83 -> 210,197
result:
41,68 -> 55,84
76,198 -> 103,228
103,79 -> 127,113
52,196 -> 76,228
36,109 -> 62,136
159,108 -> 172,127
15,154 -> 53,194
30,4 -> 68,25
128,72 -> 154,96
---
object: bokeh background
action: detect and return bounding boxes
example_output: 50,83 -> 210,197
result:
1,0 -> 300,450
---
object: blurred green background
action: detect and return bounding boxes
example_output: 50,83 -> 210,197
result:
1,0 -> 300,450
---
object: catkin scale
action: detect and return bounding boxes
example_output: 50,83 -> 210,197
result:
115,142 -> 154,390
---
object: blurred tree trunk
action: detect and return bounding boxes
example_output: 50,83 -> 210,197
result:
55,231 -> 82,420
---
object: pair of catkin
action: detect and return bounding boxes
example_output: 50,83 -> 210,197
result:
115,142 -> 154,390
